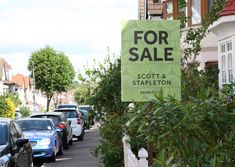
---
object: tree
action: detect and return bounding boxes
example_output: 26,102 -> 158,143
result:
74,85 -> 90,104
28,46 -> 75,111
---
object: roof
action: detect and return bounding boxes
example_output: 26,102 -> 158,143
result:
4,61 -> 12,70
0,58 -> 12,80
220,0 -> 235,16
11,74 -> 32,88
3,80 -> 17,85
0,58 -> 4,80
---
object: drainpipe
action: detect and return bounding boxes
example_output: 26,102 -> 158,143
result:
144,0 -> 147,19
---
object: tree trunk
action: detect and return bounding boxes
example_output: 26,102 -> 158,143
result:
46,95 -> 53,112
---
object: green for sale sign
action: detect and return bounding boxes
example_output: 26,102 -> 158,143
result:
121,20 -> 181,102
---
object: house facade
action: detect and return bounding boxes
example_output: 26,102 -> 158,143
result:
210,0 -> 235,88
0,58 -> 18,94
138,0 -> 235,88
11,74 -> 47,111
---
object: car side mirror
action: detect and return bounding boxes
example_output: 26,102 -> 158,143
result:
16,138 -> 29,148
55,127 -> 63,132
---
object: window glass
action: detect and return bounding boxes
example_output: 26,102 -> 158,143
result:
227,41 -> 232,51
0,123 -> 7,145
14,122 -> 23,138
228,53 -> 232,69
222,55 -> 226,70
222,55 -> 226,83
191,0 -> 201,24
228,70 -> 233,82
31,115 -> 60,126
222,71 -> 226,83
18,120 -> 53,131
221,44 -> 225,53
64,111 -> 78,118
228,53 -> 233,82
208,0 -> 214,13
166,2 -> 173,14
11,123 -> 19,145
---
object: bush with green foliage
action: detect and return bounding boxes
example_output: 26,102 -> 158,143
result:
19,106 -> 31,117
0,96 -> 15,118
79,1 -> 228,166
127,87 -> 235,166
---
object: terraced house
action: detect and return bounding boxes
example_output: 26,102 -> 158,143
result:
138,0 -> 235,88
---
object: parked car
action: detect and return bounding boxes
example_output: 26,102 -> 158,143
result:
0,118 -> 33,167
54,108 -> 85,141
80,109 -> 89,129
79,105 -> 93,112
17,118 -> 62,162
30,112 -> 73,149
57,104 -> 84,126
57,104 -> 79,110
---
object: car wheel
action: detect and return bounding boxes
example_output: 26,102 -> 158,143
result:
63,133 -> 69,150
49,153 -> 56,162
69,138 -> 73,145
49,146 -> 56,162
77,130 -> 84,141
29,160 -> 33,167
57,143 -> 63,156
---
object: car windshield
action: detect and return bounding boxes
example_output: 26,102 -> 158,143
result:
18,120 -> 53,131
31,115 -> 60,126
57,111 -> 78,118
58,105 -> 77,109
0,122 -> 7,145
80,106 -> 92,111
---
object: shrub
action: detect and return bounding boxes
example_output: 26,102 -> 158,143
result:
19,106 -> 31,117
0,97 -> 15,119
127,90 -> 235,167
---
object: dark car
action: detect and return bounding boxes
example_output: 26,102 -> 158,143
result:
0,118 -> 33,167
80,109 -> 89,129
30,112 -> 73,149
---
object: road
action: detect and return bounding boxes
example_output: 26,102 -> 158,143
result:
34,124 -> 100,167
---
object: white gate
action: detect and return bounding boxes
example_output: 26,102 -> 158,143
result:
122,134 -> 148,167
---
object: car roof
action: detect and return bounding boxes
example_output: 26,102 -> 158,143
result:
0,118 -> 11,123
57,104 -> 77,107
17,118 -> 53,121
58,103 -> 77,106
31,112 -> 62,116
54,108 -> 78,111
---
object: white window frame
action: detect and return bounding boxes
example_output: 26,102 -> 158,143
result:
219,37 -> 234,87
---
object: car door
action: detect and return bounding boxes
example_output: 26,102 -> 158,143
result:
14,121 -> 32,167
10,121 -> 22,166
62,114 -> 73,140
11,122 -> 30,167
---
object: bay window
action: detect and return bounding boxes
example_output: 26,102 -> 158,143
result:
220,40 -> 233,85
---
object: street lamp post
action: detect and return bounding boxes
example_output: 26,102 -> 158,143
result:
32,62 -> 36,112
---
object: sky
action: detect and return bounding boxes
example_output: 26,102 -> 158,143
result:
0,0 -> 138,76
